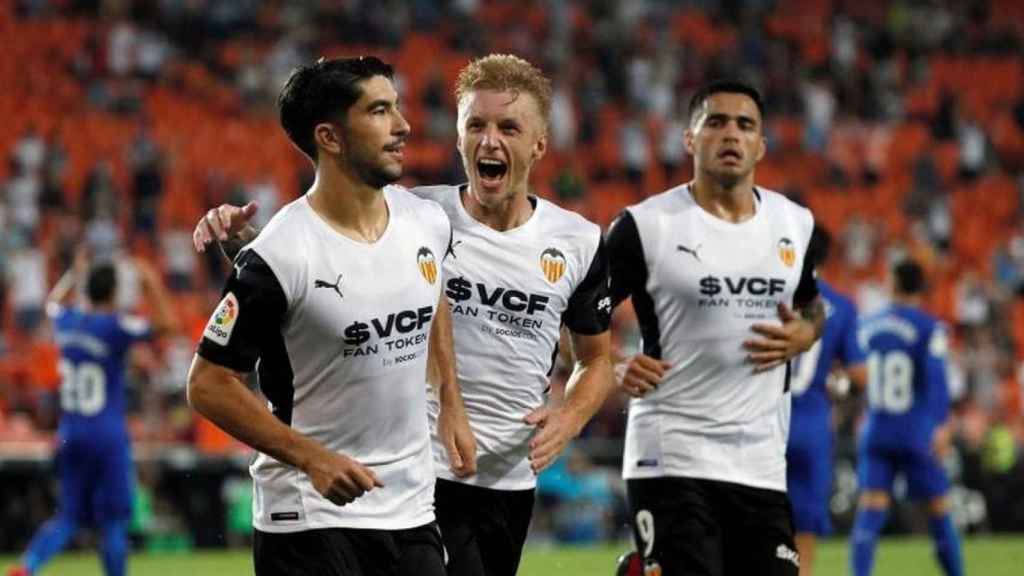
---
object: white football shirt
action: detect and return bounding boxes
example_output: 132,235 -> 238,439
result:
413,185 -> 610,490
608,184 -> 817,492
198,185 -> 450,532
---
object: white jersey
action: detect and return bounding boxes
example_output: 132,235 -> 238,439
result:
413,185 -> 610,490
607,184 -> 817,492
197,186 -> 450,532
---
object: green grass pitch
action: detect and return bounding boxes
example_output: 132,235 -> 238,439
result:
2,536 -> 1022,575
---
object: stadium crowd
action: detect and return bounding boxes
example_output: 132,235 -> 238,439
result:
0,0 -> 1023,547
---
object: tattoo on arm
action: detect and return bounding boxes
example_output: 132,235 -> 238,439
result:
798,297 -> 826,339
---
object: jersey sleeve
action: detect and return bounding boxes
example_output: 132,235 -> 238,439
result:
563,235 -> 611,335
606,210 -> 648,309
792,249 -> 819,308
197,249 -> 288,373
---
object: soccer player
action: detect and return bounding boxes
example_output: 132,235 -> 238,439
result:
186,56 -> 474,576
8,254 -> 177,576
607,79 -> 824,576
194,54 -> 614,576
850,260 -> 963,576
786,225 -> 867,576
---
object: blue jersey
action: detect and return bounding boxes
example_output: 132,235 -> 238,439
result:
858,303 -> 950,451
790,280 -> 866,432
49,304 -> 152,441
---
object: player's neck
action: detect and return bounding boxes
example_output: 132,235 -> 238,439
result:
307,167 -> 389,243
461,185 -> 534,232
85,301 -> 115,314
892,294 -> 923,307
689,176 -> 757,223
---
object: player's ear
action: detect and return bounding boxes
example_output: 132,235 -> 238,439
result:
314,122 -> 344,157
756,134 -> 766,162
684,128 -> 695,156
532,131 -> 548,162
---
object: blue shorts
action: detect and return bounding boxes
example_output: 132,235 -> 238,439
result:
786,424 -> 832,535
857,442 -> 949,501
57,434 -> 134,525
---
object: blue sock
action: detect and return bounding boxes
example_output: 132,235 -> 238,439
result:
99,520 -> 129,576
850,507 -> 888,576
23,514 -> 79,574
928,514 -> 964,576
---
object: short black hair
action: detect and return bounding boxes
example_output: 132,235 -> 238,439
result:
687,79 -> 766,126
278,56 -> 395,160
892,260 -> 926,295
807,225 -> 832,268
86,263 -> 117,304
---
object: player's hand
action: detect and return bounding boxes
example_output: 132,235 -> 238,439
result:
616,354 -> 671,398
744,303 -> 817,373
193,201 -> 259,252
303,449 -> 383,507
438,405 -> 477,478
931,425 -> 953,460
525,406 -> 583,474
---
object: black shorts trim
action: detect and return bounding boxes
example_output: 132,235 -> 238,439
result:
627,477 -> 799,576
253,522 -> 445,576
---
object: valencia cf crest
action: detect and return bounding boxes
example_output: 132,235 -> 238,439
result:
417,247 -> 438,284
541,248 -> 567,284
777,238 -> 796,268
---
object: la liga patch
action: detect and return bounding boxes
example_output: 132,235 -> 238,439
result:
205,292 -> 239,345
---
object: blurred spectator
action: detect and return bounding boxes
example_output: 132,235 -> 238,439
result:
6,236 -> 46,334
128,124 -> 165,238
5,159 -> 41,238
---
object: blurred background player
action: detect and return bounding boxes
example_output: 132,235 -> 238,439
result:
7,252 -> 177,576
608,80 -> 823,576
785,224 -> 867,576
851,260 -> 963,576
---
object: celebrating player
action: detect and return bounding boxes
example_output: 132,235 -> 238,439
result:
608,79 -> 823,576
187,56 -> 473,575
194,54 -> 614,576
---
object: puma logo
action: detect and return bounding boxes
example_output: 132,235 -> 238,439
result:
314,274 -> 344,299
677,243 -> 702,263
446,239 -> 463,260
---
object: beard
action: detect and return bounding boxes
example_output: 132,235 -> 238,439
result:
349,151 -> 402,189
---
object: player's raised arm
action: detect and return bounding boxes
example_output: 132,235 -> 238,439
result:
133,257 -> 179,336
45,247 -> 90,310
431,295 -> 477,478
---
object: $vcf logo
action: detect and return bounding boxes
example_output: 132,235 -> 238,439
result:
417,247 -> 438,285
778,237 -> 796,268
540,247 -> 567,284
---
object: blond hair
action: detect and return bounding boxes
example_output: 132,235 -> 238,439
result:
455,54 -> 552,126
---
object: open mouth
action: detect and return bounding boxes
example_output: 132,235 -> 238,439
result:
477,158 -> 508,183
718,149 -> 742,161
